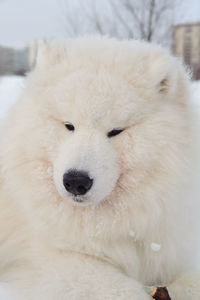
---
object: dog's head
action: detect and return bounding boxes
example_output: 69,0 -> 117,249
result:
1,37 -> 192,244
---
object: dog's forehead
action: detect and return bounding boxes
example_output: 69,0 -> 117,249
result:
52,69 -> 138,126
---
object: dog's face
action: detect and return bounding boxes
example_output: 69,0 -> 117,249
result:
51,69 -> 161,206
1,38 -> 191,243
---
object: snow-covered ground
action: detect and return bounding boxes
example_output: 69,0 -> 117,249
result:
191,80 -> 200,113
0,76 -> 25,120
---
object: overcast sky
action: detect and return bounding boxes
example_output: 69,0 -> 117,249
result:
0,0 -> 199,48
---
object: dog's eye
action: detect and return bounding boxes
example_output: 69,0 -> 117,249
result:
107,129 -> 124,138
64,123 -> 75,131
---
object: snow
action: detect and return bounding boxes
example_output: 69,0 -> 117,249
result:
129,230 -> 135,238
190,81 -> 200,113
0,76 -> 25,120
151,243 -> 161,252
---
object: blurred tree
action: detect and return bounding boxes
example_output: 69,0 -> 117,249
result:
60,0 -> 177,46
110,0 -> 175,42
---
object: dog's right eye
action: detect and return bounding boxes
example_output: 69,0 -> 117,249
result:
107,129 -> 124,138
64,123 -> 75,131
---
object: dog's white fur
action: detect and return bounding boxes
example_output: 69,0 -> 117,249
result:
0,36 -> 199,299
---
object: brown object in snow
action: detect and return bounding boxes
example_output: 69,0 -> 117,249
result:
152,286 -> 171,300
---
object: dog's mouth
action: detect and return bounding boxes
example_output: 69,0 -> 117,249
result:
71,195 -> 91,206
73,197 -> 84,203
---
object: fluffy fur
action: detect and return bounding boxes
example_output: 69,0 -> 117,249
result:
0,36 -> 199,299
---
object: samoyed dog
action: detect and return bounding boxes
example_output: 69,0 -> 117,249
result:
0,37 -> 199,300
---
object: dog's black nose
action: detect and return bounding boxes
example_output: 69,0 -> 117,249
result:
63,170 -> 93,196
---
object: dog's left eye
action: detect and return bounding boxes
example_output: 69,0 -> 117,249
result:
107,129 -> 124,138
64,123 -> 75,131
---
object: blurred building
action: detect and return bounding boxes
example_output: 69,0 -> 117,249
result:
0,40 -> 40,77
0,46 -> 14,76
0,46 -> 30,76
173,22 -> 200,80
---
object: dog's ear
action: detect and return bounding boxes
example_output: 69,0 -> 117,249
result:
147,53 -> 178,95
35,40 -> 67,69
145,50 -> 190,103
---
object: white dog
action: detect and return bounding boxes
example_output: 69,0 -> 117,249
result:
0,37 -> 199,299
